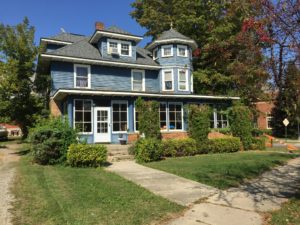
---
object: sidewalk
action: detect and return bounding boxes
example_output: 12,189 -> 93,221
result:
107,157 -> 300,225
106,161 -> 218,206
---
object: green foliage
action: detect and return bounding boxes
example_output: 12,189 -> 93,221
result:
162,138 -> 197,157
211,127 -> 232,135
67,144 -> 107,167
28,117 -> 77,165
271,63 -> 300,138
188,104 -> 211,143
252,128 -> 272,137
136,97 -> 161,139
131,0 -> 268,104
0,18 -> 44,137
205,138 -> 241,154
134,138 -> 163,163
229,105 -> 253,150
249,137 -> 266,150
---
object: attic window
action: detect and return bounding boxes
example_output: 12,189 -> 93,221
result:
162,45 -> 173,57
107,39 -> 132,56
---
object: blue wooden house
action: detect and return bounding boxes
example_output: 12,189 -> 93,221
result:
37,22 -> 238,143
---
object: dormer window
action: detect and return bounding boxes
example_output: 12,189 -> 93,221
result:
177,45 -> 188,57
107,39 -> 132,56
74,64 -> 91,88
162,45 -> 173,57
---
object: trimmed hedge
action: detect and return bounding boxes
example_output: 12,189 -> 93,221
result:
197,137 -> 241,154
162,138 -> 197,157
249,137 -> 266,150
67,144 -> 107,167
134,138 -> 163,163
29,117 -> 77,165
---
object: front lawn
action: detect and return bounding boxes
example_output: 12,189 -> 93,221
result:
12,156 -> 183,225
145,152 -> 297,189
268,192 -> 300,225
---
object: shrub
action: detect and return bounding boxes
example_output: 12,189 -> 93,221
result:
229,105 -> 253,150
211,127 -> 232,135
136,97 -> 161,139
29,117 -> 77,165
249,137 -> 266,150
162,138 -> 197,157
188,105 -> 211,143
134,138 -> 163,163
206,137 -> 241,153
67,144 -> 107,167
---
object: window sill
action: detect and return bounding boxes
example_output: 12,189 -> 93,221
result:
161,55 -> 173,58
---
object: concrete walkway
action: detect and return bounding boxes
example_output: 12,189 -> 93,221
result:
106,161 -> 218,206
0,143 -> 21,225
107,157 -> 300,225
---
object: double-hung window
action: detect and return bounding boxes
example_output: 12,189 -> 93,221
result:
162,45 -> 173,57
121,43 -> 130,56
168,103 -> 183,130
108,39 -> 131,56
74,64 -> 90,88
74,99 -> 92,133
178,69 -> 188,91
112,102 -> 128,132
163,70 -> 174,91
266,113 -> 273,129
132,70 -> 145,91
177,45 -> 188,57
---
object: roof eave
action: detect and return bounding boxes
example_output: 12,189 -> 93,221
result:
52,88 -> 240,101
146,39 -> 198,51
40,38 -> 73,46
40,53 -> 161,70
89,30 -> 143,44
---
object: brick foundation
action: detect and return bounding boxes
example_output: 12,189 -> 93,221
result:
128,133 -> 139,143
49,98 -> 62,117
161,132 -> 188,140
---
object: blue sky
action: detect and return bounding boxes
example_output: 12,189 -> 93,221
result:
0,0 -> 151,46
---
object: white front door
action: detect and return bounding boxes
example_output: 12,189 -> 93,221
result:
94,107 -> 111,143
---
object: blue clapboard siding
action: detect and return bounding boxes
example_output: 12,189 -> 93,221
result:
51,61 -> 160,96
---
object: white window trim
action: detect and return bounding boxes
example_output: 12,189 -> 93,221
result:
153,48 -> 158,60
191,73 -> 194,93
266,113 -> 273,129
73,99 -> 93,135
74,64 -> 91,89
178,69 -> 189,91
131,69 -> 145,92
134,102 -> 139,133
111,100 -> 129,134
161,45 -> 173,57
107,38 -> 132,57
167,102 -> 184,132
162,69 -> 174,91
177,45 -> 188,57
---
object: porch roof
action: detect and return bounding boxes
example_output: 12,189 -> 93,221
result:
52,88 -> 240,101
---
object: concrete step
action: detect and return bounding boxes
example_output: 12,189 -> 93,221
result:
108,154 -> 134,162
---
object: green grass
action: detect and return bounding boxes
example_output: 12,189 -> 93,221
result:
266,147 -> 300,154
12,157 -> 183,225
269,193 -> 300,225
145,152 -> 298,189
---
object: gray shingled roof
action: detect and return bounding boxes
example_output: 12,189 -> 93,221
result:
104,26 -> 133,35
45,38 -> 158,66
48,33 -> 88,43
157,28 -> 193,41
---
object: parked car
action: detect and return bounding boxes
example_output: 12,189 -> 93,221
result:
0,125 -> 8,141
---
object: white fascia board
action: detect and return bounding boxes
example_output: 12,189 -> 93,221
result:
147,39 -> 198,50
53,89 -> 240,101
90,31 -> 143,43
40,54 -> 161,70
40,38 -> 73,45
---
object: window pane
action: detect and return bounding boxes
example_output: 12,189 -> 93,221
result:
179,71 -> 186,81
120,122 -> 127,131
164,72 -> 172,81
178,47 -> 186,56
75,111 -> 83,122
120,104 -> 127,111
84,112 -> 91,122
113,112 -> 120,121
120,112 -> 127,121
76,77 -> 88,87
109,42 -> 117,48
121,43 -> 129,55
113,104 -> 119,111
133,72 -> 143,81
75,100 -> 83,110
112,103 -> 128,132
133,82 -> 142,91
75,123 -> 83,132
164,47 -> 172,56
83,101 -> 91,111
165,81 -> 172,90
113,123 -> 120,132
83,123 -> 92,132
76,67 -> 88,77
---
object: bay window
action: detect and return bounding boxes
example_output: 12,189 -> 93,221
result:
162,45 -> 173,57
74,99 -> 92,133
112,102 -> 128,132
177,45 -> 187,57
178,69 -> 188,91
163,70 -> 174,91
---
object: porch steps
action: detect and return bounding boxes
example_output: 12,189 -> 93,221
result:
105,144 -> 134,162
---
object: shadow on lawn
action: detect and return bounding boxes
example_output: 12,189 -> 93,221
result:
211,157 -> 300,211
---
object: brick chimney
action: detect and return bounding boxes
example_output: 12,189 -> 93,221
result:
95,22 -> 104,30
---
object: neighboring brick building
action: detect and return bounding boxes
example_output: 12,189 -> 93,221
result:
255,101 -> 274,130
